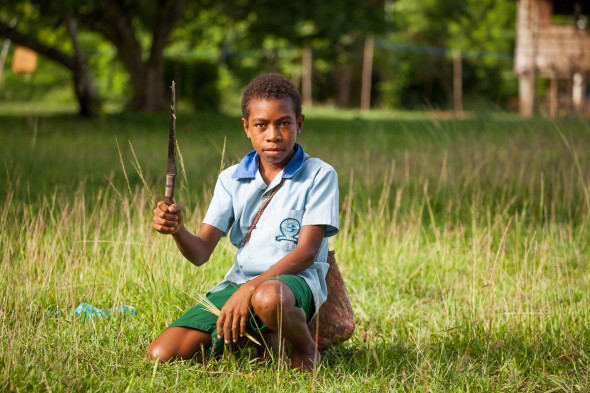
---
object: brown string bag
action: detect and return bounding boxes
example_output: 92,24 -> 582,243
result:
308,250 -> 355,349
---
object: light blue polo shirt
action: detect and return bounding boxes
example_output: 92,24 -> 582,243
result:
203,144 -> 339,315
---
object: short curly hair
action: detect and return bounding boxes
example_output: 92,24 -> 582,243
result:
241,73 -> 302,120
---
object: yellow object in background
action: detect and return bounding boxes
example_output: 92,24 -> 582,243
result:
12,46 -> 37,74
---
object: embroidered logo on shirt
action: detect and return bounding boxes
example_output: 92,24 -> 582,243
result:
275,218 -> 301,243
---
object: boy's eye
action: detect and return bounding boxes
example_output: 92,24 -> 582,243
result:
255,123 -> 266,128
279,121 -> 290,127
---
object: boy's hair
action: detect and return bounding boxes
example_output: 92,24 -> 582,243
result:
241,73 -> 302,119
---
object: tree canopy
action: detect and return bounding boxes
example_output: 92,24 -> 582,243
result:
0,0 -> 517,116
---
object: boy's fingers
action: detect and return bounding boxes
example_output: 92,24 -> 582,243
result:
156,201 -> 181,215
216,313 -> 225,339
232,322 -> 240,343
221,312 -> 242,343
159,211 -> 178,222
153,213 -> 175,224
152,222 -> 176,234
167,203 -> 181,214
224,316 -> 233,344
152,215 -> 177,229
239,316 -> 247,338
153,202 -> 180,232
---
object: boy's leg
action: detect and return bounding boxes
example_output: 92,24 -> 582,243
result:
149,284 -> 242,362
147,327 -> 212,362
251,280 -> 319,371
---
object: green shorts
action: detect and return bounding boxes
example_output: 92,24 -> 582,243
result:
168,275 -> 314,355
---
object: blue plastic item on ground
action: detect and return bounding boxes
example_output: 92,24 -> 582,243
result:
74,302 -> 137,319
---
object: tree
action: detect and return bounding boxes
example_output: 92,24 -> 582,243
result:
78,0 -> 186,111
0,4 -> 101,116
212,0 -> 388,107
0,0 -> 186,114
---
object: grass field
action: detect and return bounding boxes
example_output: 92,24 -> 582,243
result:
1,109 -> 589,391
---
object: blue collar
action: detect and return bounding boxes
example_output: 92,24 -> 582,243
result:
232,144 -> 307,179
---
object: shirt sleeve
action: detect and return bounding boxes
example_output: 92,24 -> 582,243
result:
202,171 -> 235,235
301,165 -> 339,237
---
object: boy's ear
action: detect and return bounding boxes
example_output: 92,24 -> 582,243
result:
241,118 -> 249,135
297,114 -> 305,133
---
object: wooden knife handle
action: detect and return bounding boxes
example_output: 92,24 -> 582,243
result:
164,173 -> 176,205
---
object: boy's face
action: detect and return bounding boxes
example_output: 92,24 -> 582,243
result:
242,97 -> 304,170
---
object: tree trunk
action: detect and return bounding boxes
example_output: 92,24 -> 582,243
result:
64,14 -> 101,117
360,34 -> 374,112
334,65 -> 353,108
83,0 -> 185,112
128,58 -> 166,112
0,38 -> 10,87
452,50 -> 463,115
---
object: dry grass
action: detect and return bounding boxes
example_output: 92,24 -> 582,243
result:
0,111 -> 589,391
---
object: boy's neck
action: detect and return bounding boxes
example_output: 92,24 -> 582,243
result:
258,148 -> 295,185
259,161 -> 283,185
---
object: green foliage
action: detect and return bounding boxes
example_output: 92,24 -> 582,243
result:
1,56 -> 73,102
0,1 -> 71,102
85,33 -> 129,111
379,0 -> 517,109
1,0 -> 521,112
165,57 -> 221,112
215,0 -> 387,45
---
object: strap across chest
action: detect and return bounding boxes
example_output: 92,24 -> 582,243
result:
241,157 -> 310,247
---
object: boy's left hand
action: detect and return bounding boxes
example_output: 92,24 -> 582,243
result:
217,284 -> 256,344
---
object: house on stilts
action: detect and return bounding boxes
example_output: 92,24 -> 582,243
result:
515,0 -> 590,117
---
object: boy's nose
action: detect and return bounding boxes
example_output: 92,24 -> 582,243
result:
266,126 -> 282,141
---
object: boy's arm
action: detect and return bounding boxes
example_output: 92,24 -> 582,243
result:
153,201 -> 223,266
216,224 -> 326,343
171,223 -> 224,266
243,224 -> 326,286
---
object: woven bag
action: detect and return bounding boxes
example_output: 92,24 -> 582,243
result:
309,250 -> 355,349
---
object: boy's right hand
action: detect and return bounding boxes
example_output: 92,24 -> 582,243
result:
152,201 -> 184,235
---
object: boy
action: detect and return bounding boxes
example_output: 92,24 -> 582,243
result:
148,73 -> 339,371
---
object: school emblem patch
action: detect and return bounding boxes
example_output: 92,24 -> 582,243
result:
275,218 -> 301,243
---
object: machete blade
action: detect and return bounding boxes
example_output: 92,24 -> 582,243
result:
165,81 -> 176,205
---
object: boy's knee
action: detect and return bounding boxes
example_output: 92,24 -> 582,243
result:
147,342 -> 174,362
251,281 -> 295,326
251,282 -> 280,319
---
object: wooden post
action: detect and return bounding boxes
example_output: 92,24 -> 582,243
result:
453,50 -> 463,115
519,70 -> 536,117
302,47 -> 313,109
361,34 -> 374,112
515,0 -> 538,118
572,72 -> 586,111
549,73 -> 558,118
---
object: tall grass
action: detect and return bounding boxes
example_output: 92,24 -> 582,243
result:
1,111 -> 589,391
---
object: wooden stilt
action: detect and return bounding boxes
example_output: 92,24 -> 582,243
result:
302,48 -> 313,109
361,34 -> 374,112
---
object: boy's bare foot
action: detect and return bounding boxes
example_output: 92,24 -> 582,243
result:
291,350 -> 321,372
263,330 -> 280,352
258,330 -> 285,360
